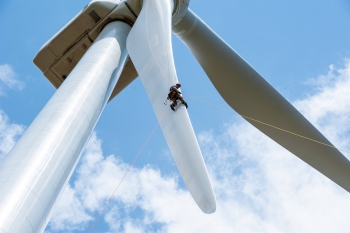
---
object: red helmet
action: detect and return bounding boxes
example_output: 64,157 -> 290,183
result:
176,83 -> 181,87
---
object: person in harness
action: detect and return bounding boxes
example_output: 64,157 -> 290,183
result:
167,83 -> 188,111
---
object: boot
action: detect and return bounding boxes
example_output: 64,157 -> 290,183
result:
170,105 -> 175,111
183,102 -> 188,108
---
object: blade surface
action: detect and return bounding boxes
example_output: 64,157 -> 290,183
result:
126,0 -> 216,213
173,9 -> 350,192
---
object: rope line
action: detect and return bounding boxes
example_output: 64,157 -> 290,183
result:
185,95 -> 350,155
88,108 -> 169,233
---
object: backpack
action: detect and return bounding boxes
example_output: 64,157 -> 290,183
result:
169,85 -> 177,92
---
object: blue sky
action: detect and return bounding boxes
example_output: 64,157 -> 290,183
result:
1,0 -> 350,232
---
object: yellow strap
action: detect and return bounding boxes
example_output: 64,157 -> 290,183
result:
185,95 -> 350,154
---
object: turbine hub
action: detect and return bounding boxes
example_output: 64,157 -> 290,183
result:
172,0 -> 190,26
126,0 -> 190,26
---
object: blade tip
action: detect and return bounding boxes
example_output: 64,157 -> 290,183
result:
200,201 -> 216,214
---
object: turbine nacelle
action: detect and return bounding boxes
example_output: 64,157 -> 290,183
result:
34,1 -> 138,101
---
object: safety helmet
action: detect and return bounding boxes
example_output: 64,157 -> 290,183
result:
176,83 -> 181,87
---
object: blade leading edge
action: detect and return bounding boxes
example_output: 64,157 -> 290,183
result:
173,9 -> 350,192
126,0 -> 216,213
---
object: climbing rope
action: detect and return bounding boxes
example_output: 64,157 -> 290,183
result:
88,108 -> 169,233
185,94 -> 350,155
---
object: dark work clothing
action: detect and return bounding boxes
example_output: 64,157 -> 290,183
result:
170,92 -> 185,106
167,85 -> 187,111
168,86 -> 184,105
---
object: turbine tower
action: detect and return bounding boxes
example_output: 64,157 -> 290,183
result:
1,0 -> 350,232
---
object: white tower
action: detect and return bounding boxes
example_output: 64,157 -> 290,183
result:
0,2 -> 133,232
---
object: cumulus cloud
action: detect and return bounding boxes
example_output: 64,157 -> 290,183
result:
47,133 -> 190,232
0,64 -> 24,95
46,185 -> 93,233
47,60 -> 350,233
0,109 -> 25,163
294,60 -> 350,154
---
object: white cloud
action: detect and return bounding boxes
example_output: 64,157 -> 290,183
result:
294,60 -> 350,155
47,185 -> 93,233
0,64 -> 24,95
0,109 -> 25,163
47,60 -> 350,233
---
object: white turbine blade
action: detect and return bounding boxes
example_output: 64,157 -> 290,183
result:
127,0 -> 216,213
173,9 -> 350,192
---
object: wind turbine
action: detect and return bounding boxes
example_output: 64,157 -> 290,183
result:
1,0 -> 350,232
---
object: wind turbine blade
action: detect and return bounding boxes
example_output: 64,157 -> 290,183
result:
173,9 -> 350,192
126,0 -> 216,213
